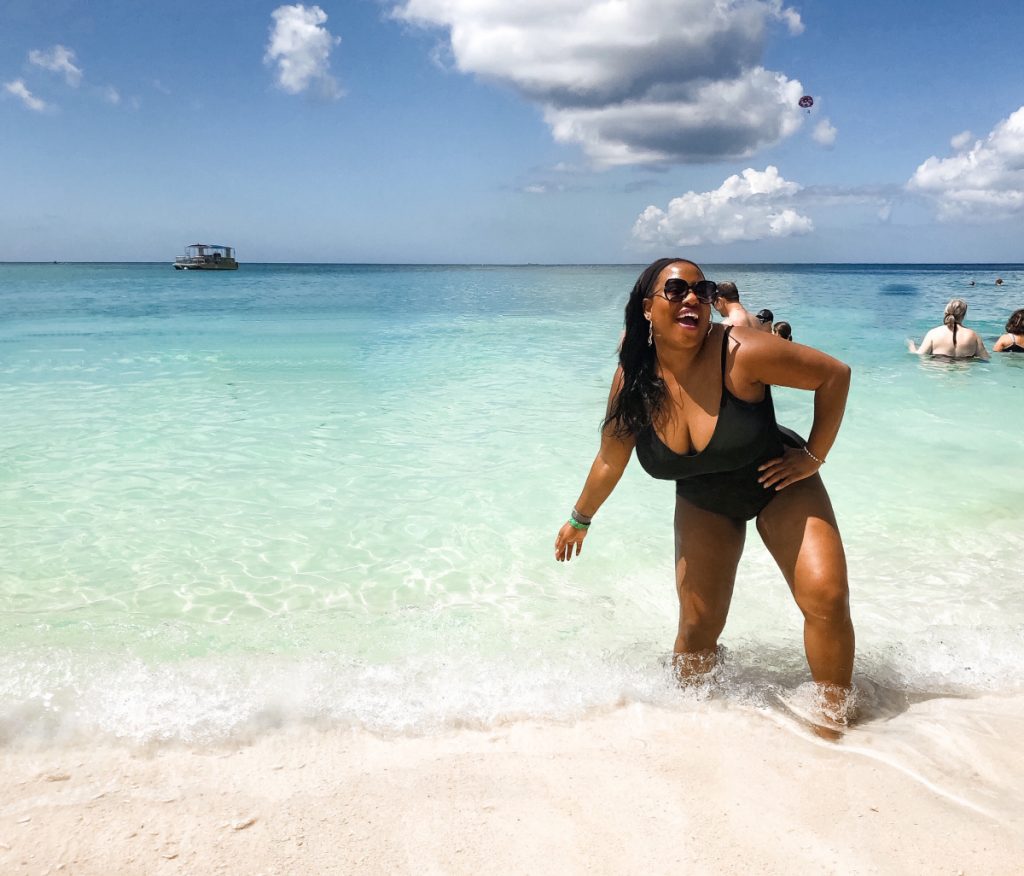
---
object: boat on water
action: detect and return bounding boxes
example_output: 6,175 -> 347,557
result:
173,243 -> 239,270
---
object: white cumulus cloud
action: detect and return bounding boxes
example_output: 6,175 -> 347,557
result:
632,166 -> 813,247
908,106 -> 1024,220
4,79 -> 49,112
265,4 -> 342,99
392,0 -> 806,166
812,117 -> 837,147
28,44 -> 82,87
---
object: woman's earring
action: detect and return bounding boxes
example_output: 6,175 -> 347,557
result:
647,319 -> 653,346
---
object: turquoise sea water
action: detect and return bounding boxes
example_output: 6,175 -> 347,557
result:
2,262 -> 1023,743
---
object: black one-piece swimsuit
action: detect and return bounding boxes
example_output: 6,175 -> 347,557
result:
634,326 -> 805,521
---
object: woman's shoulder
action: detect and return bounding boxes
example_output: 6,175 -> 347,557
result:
722,323 -> 780,369
722,323 -> 762,344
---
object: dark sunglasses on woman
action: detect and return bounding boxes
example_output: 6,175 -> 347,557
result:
657,278 -> 719,304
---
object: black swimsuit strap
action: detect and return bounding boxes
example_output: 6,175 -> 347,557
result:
719,326 -> 732,407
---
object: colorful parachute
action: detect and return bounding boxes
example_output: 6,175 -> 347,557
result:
798,95 -> 814,110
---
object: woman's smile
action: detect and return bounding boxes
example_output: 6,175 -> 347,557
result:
674,307 -> 701,330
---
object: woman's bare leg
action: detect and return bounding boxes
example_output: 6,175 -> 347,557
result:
673,495 -> 746,678
755,475 -> 855,709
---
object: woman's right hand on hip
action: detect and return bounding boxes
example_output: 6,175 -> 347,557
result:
555,522 -> 587,562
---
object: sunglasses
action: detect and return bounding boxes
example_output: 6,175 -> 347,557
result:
656,278 -> 718,305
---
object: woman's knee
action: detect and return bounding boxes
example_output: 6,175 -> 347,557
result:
795,575 -> 850,625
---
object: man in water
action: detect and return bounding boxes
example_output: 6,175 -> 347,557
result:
755,309 -> 774,333
713,282 -> 761,329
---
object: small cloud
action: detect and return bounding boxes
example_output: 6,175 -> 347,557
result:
101,85 -> 121,105
265,4 -> 343,99
812,117 -> 837,147
877,203 -> 892,222
950,130 -> 973,151
908,106 -> 1024,220
4,79 -> 50,112
768,0 -> 805,34
632,166 -> 813,247
515,181 -> 572,194
28,44 -> 82,87
152,79 -> 171,95
427,40 -> 454,72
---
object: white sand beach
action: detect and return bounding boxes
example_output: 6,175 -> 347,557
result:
3,696 -> 1023,875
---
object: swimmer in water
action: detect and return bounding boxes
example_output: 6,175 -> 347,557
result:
907,298 -> 989,360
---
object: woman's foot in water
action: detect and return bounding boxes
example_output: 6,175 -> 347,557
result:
671,644 -> 726,686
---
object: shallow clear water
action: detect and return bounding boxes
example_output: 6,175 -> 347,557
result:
1,262 -> 1023,742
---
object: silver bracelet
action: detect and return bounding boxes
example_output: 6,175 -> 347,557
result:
802,446 -> 824,465
571,506 -> 593,525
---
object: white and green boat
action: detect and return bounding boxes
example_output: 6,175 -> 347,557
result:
173,243 -> 239,270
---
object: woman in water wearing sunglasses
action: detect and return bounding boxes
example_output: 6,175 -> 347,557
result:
554,258 -> 854,721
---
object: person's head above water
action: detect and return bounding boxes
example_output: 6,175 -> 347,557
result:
943,298 -> 968,349
716,281 -> 740,302
712,281 -> 740,317
773,321 -> 792,341
944,298 -> 968,328
756,308 -> 774,326
1006,308 -> 1024,335
607,258 -> 717,437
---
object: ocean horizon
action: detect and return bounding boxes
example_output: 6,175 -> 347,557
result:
5,260 -> 1024,267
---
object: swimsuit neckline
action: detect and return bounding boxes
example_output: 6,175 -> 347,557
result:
646,326 -> 769,458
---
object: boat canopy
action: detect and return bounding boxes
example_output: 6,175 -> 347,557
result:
185,243 -> 234,257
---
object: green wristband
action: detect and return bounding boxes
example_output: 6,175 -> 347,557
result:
567,517 -> 590,530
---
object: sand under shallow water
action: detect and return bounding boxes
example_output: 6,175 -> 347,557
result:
2,695 -> 1022,875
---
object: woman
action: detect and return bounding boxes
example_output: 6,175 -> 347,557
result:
908,298 -> 989,359
993,309 -> 1024,352
773,321 -> 793,341
554,259 -> 854,718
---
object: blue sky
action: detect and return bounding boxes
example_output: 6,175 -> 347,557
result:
2,0 -> 1023,263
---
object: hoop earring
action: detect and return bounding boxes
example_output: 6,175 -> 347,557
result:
647,319 -> 653,346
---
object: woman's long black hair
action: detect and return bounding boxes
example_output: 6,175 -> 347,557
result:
603,257 -> 698,438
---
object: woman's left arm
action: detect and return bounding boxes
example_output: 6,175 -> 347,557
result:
733,331 -> 851,491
